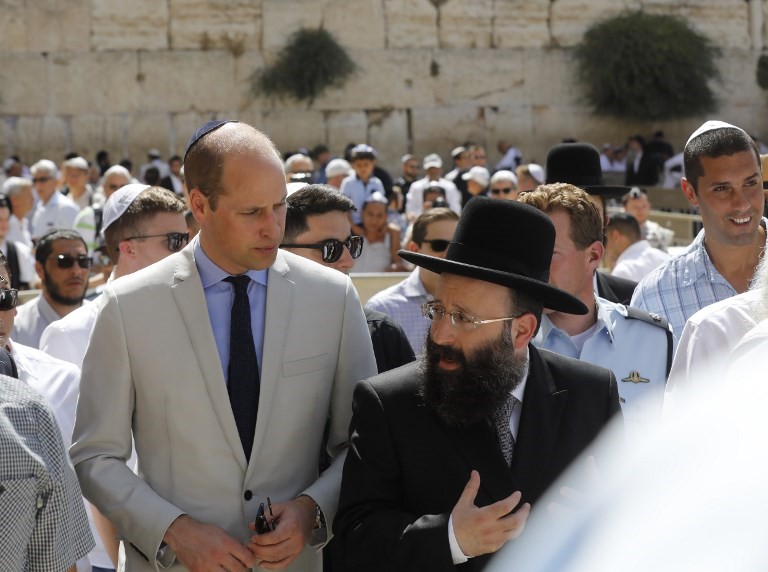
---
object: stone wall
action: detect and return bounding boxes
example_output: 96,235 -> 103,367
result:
0,0 -> 766,173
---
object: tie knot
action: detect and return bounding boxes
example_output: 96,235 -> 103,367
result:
224,274 -> 251,294
492,394 -> 517,427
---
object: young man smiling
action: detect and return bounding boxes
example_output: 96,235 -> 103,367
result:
631,120 -> 767,338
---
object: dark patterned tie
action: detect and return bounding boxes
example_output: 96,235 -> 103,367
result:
492,395 -> 518,467
224,275 -> 259,461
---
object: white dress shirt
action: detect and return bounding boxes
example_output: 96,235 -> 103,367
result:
611,240 -> 670,282
30,191 -> 80,240
7,214 -> 32,247
39,299 -> 101,368
14,295 -> 89,349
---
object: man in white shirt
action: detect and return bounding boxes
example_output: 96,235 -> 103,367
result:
0,194 -> 35,290
61,156 -> 95,210
41,184 -> 187,368
405,154 -> 462,220
13,228 -> 91,348
2,176 -> 34,247
621,187 -> 675,251
605,212 -> 670,282
29,159 -> 80,241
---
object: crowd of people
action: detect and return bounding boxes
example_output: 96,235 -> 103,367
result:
2,117 -> 767,571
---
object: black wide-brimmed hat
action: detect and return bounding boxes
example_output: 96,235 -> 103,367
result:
399,197 -> 588,314
545,142 -> 629,198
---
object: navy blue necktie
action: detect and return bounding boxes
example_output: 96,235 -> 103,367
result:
224,275 -> 259,461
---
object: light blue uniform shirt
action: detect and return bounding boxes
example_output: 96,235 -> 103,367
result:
194,238 -> 268,381
535,297 -> 673,441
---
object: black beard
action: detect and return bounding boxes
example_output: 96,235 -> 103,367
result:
44,271 -> 86,306
418,328 -> 528,427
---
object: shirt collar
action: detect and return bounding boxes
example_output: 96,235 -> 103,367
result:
193,235 -> 268,288
537,296 -> 614,345
402,268 -> 430,299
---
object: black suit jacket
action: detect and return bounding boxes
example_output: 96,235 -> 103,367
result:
335,346 -> 620,572
595,271 -> 637,306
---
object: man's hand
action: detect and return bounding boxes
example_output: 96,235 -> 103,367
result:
248,497 -> 316,570
163,514 -> 254,572
451,470 -> 531,557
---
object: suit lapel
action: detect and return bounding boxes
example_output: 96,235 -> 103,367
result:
442,417 -> 521,505
171,249 -> 247,470
246,253 -> 291,474
512,346 -> 567,503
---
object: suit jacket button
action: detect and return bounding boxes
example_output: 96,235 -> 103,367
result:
244,490 -> 253,501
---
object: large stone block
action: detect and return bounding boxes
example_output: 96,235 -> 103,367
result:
138,50 -> 237,114
493,0 -> 551,49
70,115 -> 107,159
326,111 -> 368,155
312,49 -> 434,111
410,105 -> 487,162
13,117 -> 44,165
39,115 -> 70,161
27,0 -> 90,53
323,0 -> 385,49
235,50 -> 267,111
521,49 -> 580,106
368,109 -> 409,172
0,0 -> 25,52
171,111 -> 219,157
169,0 -> 261,52
0,54 -> 48,115
125,113 -> 174,167
438,0 -> 493,49
484,105 -> 536,165
48,52 -> 139,115
431,49 -> 526,107
261,0 -> 323,52
91,0 -> 168,51
260,109 -> 326,156
550,0 -> 635,47
383,0 -> 438,48
644,1 -> 750,50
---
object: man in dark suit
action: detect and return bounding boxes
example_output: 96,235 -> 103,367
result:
335,197 -> 621,571
545,142 -> 637,304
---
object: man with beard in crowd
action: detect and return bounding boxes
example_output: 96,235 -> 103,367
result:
335,197 -> 620,572
13,228 -> 90,348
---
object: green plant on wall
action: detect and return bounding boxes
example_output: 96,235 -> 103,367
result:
574,11 -> 720,120
251,28 -> 357,105
757,54 -> 768,90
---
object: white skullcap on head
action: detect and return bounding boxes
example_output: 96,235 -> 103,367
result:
102,183 -> 151,232
685,120 -> 746,149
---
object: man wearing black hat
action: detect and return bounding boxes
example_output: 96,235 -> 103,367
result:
335,197 -> 620,572
545,142 -> 638,305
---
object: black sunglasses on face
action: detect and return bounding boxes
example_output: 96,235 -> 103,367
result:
490,187 -> 514,195
281,235 -> 364,263
125,232 -> 190,253
420,239 -> 450,252
0,288 -> 19,311
54,254 -> 93,269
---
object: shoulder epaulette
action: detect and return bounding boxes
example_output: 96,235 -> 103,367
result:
623,305 -> 673,379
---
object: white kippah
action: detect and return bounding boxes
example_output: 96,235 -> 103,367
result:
102,183 -> 151,232
685,120 -> 746,149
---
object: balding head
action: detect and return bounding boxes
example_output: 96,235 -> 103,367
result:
184,122 -> 283,210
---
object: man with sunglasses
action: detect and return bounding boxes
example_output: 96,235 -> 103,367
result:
366,207 -> 459,352
335,197 -> 620,571
489,170 -> 520,201
282,185 -> 415,374
71,120 -> 377,572
29,159 -> 81,242
13,228 -> 91,349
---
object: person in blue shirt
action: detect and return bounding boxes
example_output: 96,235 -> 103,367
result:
520,183 -> 674,440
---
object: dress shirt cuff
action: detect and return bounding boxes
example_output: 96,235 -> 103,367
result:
448,514 -> 470,564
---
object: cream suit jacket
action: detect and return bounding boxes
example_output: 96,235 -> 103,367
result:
70,246 -> 377,571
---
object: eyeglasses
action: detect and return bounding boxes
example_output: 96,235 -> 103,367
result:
490,187 -> 515,195
0,288 -> 19,311
32,177 -> 52,184
125,232 -> 190,253
281,235 -> 364,263
421,302 -> 522,332
54,254 -> 93,269
420,239 -> 450,253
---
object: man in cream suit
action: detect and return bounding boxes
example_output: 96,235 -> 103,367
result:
71,120 -> 377,571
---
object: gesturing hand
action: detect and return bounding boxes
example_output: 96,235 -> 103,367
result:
163,514 -> 254,572
451,470 -> 531,557
248,497 -> 316,570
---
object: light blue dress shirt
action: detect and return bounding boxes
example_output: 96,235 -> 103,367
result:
194,238 -> 268,381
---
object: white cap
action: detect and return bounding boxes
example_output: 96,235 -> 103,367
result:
148,148 -> 162,158
102,183 -> 151,232
325,158 -> 352,179
462,166 -> 490,187
528,163 -> 545,184
64,156 -> 89,171
423,153 -> 443,169
490,169 -> 518,186
685,120 -> 746,149
2,158 -> 16,171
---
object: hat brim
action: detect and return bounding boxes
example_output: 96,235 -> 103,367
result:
399,250 -> 588,315
582,184 -> 631,198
